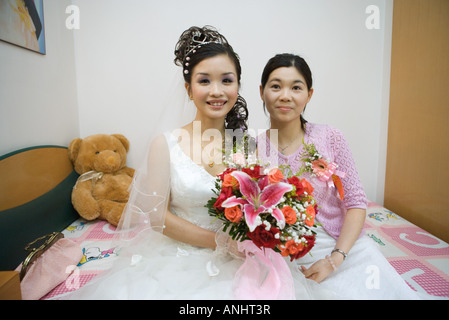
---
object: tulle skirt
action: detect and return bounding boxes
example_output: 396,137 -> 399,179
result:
63,230 -> 337,300
297,226 -> 430,300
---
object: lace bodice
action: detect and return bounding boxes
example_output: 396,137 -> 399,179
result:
164,132 -> 222,232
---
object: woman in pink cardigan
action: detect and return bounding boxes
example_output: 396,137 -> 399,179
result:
257,53 -> 426,299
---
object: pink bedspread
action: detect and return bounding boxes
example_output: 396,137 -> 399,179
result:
365,202 -> 449,298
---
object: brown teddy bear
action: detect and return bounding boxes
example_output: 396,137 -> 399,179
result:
68,134 -> 135,226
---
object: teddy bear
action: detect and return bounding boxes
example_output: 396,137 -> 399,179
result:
68,134 -> 135,226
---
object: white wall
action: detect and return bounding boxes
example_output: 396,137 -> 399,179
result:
0,0 -> 392,205
73,0 -> 392,204
0,0 -> 79,155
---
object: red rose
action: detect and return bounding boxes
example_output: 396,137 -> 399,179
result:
213,186 -> 233,212
287,176 -> 304,198
247,225 -> 281,249
290,235 -> 316,260
241,165 -> 264,180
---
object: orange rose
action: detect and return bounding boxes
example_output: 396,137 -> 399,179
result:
224,205 -> 243,223
281,206 -> 297,225
280,239 -> 304,257
281,236 -> 316,261
222,173 -> 239,188
300,178 -> 314,195
268,168 -> 284,184
305,205 -> 316,227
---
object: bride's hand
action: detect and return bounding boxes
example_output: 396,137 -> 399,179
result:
215,230 -> 245,260
227,238 -> 246,260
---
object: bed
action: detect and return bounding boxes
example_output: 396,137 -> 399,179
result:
36,202 -> 449,300
1,146 -> 448,299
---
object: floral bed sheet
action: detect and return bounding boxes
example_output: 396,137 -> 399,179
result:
42,202 -> 449,299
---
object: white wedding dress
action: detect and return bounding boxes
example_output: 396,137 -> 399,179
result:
65,132 -> 336,300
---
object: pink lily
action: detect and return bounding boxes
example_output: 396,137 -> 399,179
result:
221,171 -> 293,232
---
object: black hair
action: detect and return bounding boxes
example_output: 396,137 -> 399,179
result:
260,53 -> 313,131
174,26 -> 248,131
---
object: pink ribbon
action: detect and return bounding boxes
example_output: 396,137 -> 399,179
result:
315,161 -> 337,182
233,241 -> 295,300
314,161 -> 346,189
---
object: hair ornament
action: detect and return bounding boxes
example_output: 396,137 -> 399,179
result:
184,40 -> 223,60
182,27 -> 229,65
174,26 -> 231,75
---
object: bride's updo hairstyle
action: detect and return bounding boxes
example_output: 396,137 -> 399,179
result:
174,26 -> 248,131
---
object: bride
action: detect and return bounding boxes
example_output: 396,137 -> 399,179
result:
65,25 -> 336,300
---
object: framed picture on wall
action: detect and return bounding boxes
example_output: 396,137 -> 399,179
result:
0,0 -> 46,54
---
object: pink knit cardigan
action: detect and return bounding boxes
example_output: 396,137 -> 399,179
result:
257,123 -> 368,239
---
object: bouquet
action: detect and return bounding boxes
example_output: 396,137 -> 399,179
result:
206,152 -> 318,261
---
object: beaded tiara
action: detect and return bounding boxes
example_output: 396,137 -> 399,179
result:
181,28 -> 229,74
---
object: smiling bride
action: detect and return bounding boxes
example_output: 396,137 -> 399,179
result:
63,25 -> 337,300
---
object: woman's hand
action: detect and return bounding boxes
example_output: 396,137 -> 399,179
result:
300,252 -> 344,283
301,208 -> 365,283
300,259 -> 333,283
